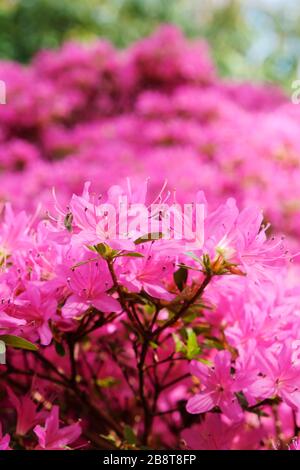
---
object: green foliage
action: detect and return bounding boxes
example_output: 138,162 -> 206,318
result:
172,327 -> 201,360
0,0 -> 298,86
123,425 -> 137,445
134,232 -> 164,245
173,266 -> 188,292
0,334 -> 38,351
96,376 -> 119,388
186,328 -> 201,360
90,243 -> 144,260
0,0 -> 97,62
54,341 -> 66,356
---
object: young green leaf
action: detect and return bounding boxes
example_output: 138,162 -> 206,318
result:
55,341 -> 66,357
118,251 -> 144,258
186,328 -> 201,359
172,333 -> 186,354
134,232 -> 163,245
173,266 -> 188,291
96,376 -> 119,388
0,335 -> 38,351
123,425 -> 137,445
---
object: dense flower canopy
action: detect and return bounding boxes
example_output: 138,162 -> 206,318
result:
1,26 -> 300,451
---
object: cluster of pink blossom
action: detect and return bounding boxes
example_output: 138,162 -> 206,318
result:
1,26 -> 300,451
0,26 -> 300,240
0,177 -> 299,450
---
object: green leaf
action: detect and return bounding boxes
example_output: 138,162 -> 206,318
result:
172,333 -> 186,354
134,232 -> 164,245
186,328 -> 201,359
173,266 -> 188,291
123,425 -> 137,445
71,257 -> 98,269
182,311 -> 198,323
236,391 -> 249,409
251,409 -> 269,417
193,324 -> 211,334
185,251 -> 202,263
203,338 -> 224,350
86,245 -> 97,252
100,433 -> 118,445
55,341 -> 66,357
118,251 -> 144,258
96,376 -> 119,388
94,243 -> 108,255
202,253 -> 213,274
177,263 -> 201,272
0,335 -> 38,351
144,304 -> 156,316
93,243 -> 113,257
88,243 -> 119,260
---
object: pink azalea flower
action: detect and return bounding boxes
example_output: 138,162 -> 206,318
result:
7,387 -> 47,436
118,243 -> 175,300
34,406 -> 81,450
0,282 -> 26,329
65,181 -> 141,250
0,203 -> 31,255
186,351 -> 243,421
203,200 -> 286,279
0,311 -> 25,329
12,283 -> 57,345
256,345 -> 300,410
182,414 -> 241,450
61,258 -> 121,318
288,437 -> 300,450
0,422 -> 11,451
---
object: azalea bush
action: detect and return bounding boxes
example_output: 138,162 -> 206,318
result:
1,26 -> 300,450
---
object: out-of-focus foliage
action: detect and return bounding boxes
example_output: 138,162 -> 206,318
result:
0,0 -> 299,86
0,0 -> 98,61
